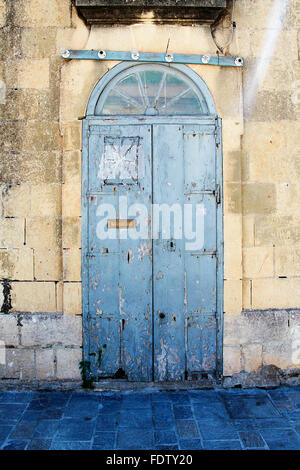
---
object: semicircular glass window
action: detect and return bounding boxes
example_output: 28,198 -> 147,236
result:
95,65 -> 209,115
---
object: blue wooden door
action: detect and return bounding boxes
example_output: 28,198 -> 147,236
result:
83,118 -> 221,381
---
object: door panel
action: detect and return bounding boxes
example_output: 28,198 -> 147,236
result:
86,124 -> 152,381
152,124 -> 218,381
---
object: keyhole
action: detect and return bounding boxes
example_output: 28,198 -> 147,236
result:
159,313 -> 165,319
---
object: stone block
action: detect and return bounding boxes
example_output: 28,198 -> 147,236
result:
242,215 -> 255,247
63,151 -> 81,184
36,348 -> 55,378
242,344 -> 263,373
223,151 -> 241,183
224,243 -> 242,279
241,310 -> 290,345
252,278 -> 300,310
224,279 -> 242,315
21,28 -> 56,58
63,249 -> 81,282
222,120 -> 243,153
2,184 -> 31,217
11,282 -> 57,313
254,215 -> 300,247
0,218 -> 24,248
56,347 -> 81,379
0,0 -> 5,27
277,183 -> 300,215
224,213 -> 242,246
243,247 -> 274,278
16,0 -> 71,28
0,248 -> 33,280
0,151 -> 61,185
62,184 -> 81,217
62,122 -> 81,152
275,247 -> 300,277
262,341 -> 294,370
223,345 -> 241,376
26,217 -> 61,250
31,184 -> 61,217
242,279 -> 252,310
20,313 -> 82,347
4,348 -> 35,379
63,282 -> 82,315
242,183 -> 276,215
17,59 -> 49,89
0,314 -> 19,346
243,122 -> 287,154
245,90 -> 295,122
223,314 -> 242,346
34,248 -> 62,281
22,122 -> 60,152
62,217 -> 81,249
224,183 -> 242,214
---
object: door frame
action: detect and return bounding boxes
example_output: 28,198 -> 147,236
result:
81,64 -> 223,380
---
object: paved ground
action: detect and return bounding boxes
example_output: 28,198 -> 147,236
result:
0,387 -> 300,450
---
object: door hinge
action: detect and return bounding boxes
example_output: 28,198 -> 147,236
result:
215,184 -> 221,204
214,125 -> 220,146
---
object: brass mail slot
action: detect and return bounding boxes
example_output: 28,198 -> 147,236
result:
107,219 -> 137,229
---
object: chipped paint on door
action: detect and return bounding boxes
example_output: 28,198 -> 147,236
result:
82,117 -> 222,382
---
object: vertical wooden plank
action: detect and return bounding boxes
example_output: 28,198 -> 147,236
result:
153,124 -> 186,381
85,124 -> 152,380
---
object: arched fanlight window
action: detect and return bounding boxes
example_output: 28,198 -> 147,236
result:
94,64 -> 209,115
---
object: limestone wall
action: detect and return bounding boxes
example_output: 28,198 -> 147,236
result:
0,0 -> 299,381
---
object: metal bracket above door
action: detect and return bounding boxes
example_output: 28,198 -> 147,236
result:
61,48 -> 244,67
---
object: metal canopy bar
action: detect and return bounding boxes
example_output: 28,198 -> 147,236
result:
61,48 -> 244,67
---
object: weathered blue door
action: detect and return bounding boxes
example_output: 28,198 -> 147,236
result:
82,63 -> 223,382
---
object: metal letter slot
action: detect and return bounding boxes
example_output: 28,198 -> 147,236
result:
107,219 -> 137,229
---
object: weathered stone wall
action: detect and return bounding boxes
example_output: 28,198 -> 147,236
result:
0,0 -> 299,382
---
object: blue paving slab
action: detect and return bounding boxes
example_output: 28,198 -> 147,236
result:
151,392 -> 172,402
173,405 -> 193,419
119,409 -> 152,428
179,439 -> 203,450
27,439 -> 52,450
193,401 -> 229,420
50,440 -> 92,450
168,392 -> 191,405
0,404 -> 26,423
0,392 -> 33,403
198,419 -> 239,440
121,393 -> 151,409
92,431 -> 116,450
266,440 -> 300,450
116,428 -> 154,450
175,419 -> 199,439
95,413 -> 119,431
155,445 -> 179,450
203,440 -> 243,450
0,425 -> 14,441
2,439 -> 29,450
55,417 -> 96,441
33,419 -> 61,438
259,427 -> 300,442
154,429 -> 178,445
239,431 -> 267,449
9,421 -> 39,439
